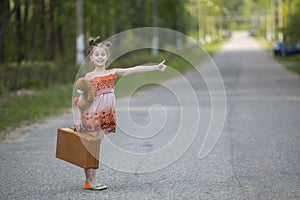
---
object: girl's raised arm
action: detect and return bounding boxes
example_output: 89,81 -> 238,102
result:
114,60 -> 167,77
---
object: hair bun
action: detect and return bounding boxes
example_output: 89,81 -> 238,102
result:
89,36 -> 101,46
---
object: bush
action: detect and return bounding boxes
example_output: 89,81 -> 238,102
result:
0,61 -> 77,94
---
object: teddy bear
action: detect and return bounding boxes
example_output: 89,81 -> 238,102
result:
73,78 -> 95,110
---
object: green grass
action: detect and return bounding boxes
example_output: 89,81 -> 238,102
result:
287,65 -> 300,74
0,39 -> 226,136
275,54 -> 300,62
203,38 -> 229,55
275,54 -> 300,75
0,85 -> 73,132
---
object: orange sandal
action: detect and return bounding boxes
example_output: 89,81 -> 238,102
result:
84,181 -> 107,190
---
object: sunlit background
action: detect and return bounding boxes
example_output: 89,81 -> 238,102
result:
1,0 -> 299,64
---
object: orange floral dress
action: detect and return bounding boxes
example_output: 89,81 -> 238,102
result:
81,74 -> 116,134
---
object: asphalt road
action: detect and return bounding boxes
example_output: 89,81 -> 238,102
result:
1,31 -> 300,200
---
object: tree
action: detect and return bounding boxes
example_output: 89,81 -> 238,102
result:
0,0 -> 11,63
14,0 -> 25,63
284,9 -> 300,42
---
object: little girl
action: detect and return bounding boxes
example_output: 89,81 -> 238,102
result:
75,36 -> 167,190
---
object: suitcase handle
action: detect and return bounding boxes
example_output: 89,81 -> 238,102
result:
73,124 -> 86,133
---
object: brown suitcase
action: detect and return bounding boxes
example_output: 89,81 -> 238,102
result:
56,127 -> 100,169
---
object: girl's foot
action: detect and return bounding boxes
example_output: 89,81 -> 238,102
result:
84,181 -> 107,190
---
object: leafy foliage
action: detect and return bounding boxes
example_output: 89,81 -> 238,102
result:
0,0 -> 191,64
284,5 -> 300,42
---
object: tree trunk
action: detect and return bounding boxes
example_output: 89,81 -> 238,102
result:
23,0 -> 29,60
14,0 -> 25,63
28,0 -> 42,61
44,0 -> 55,60
76,0 -> 85,64
57,3 -> 64,55
0,0 -> 10,63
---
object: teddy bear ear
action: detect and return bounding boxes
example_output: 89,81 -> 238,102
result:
76,77 -> 84,84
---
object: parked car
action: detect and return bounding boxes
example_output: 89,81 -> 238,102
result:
273,42 -> 300,56
248,30 -> 256,37
295,42 -> 300,53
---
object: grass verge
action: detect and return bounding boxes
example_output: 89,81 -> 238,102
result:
275,54 -> 300,75
0,85 -> 73,135
255,37 -> 300,76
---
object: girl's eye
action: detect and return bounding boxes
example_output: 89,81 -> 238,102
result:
101,53 -> 105,57
94,52 -> 99,57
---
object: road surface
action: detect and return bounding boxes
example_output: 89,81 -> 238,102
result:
1,31 -> 299,199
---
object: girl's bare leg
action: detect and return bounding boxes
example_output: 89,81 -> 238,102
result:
92,169 -> 97,182
85,169 -> 96,184
84,130 -> 105,185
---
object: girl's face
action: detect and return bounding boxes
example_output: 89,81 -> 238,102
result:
90,47 -> 108,67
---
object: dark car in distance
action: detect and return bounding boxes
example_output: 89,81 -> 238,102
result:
273,42 -> 300,56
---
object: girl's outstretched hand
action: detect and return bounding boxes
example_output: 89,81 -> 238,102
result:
157,60 -> 167,72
